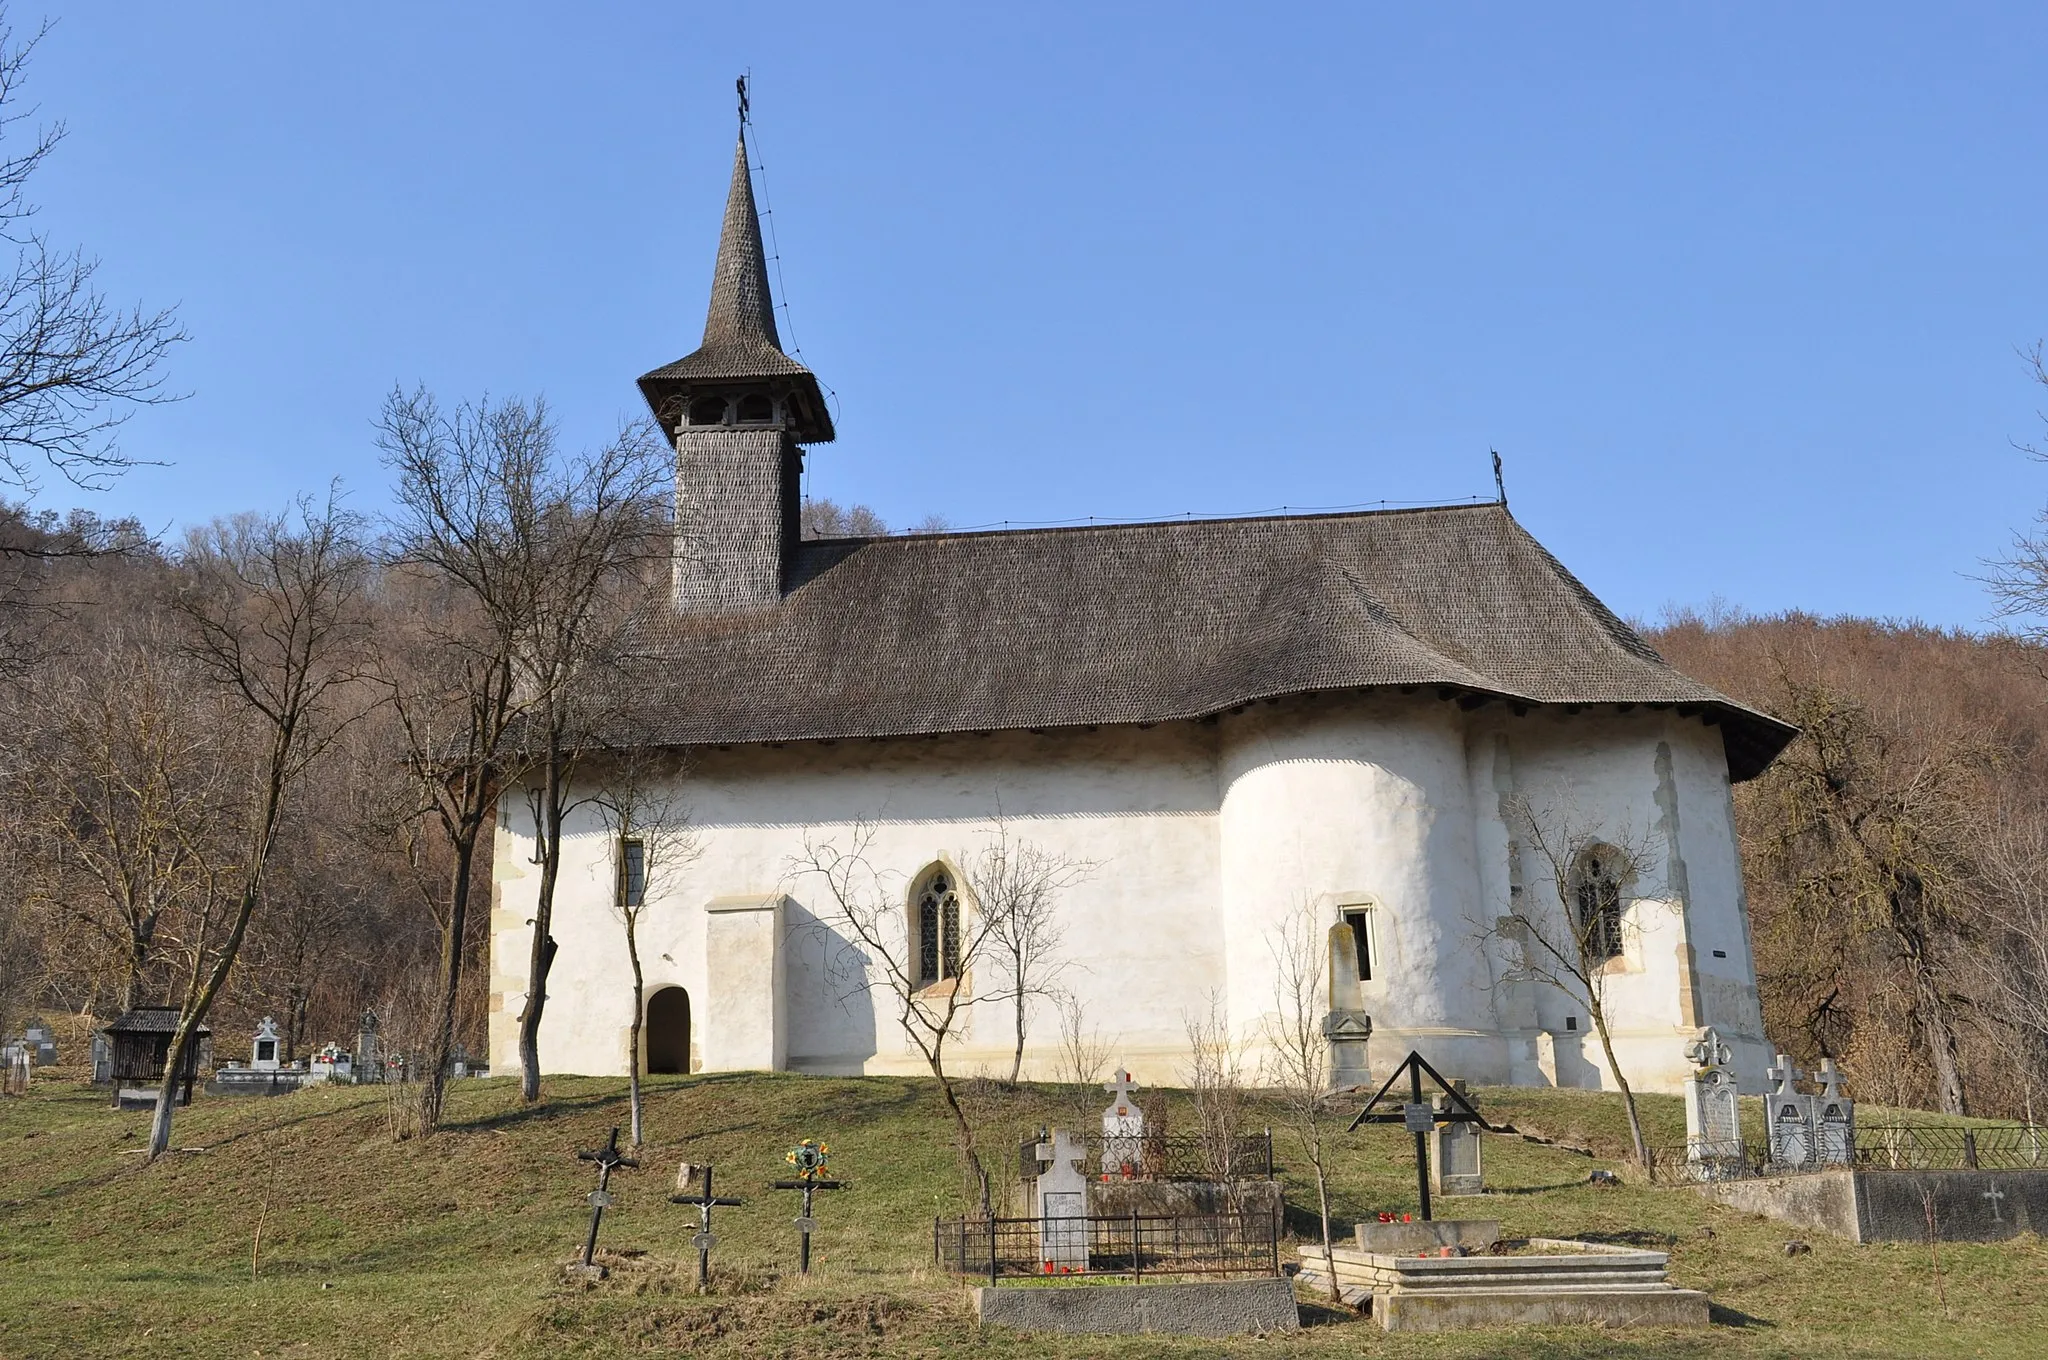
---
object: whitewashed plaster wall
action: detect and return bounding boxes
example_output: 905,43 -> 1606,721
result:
487,695 -> 1767,1096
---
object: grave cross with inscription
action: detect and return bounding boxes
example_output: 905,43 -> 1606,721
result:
670,1162 -> 743,1292
1101,1069 -> 1146,1176
1765,1054 -> 1814,1168
574,1127 -> 639,1274
771,1138 -> 844,1275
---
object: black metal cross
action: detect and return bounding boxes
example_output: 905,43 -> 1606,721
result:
1346,1049 -> 1489,1222
574,1127 -> 639,1270
770,1175 -> 846,1274
670,1163 -> 743,1292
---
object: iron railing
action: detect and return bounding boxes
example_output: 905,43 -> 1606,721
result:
1026,1131 -> 1274,1183
1649,1124 -> 2048,1184
933,1209 -> 1281,1283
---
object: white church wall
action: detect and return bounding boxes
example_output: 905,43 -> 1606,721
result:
1217,693 -> 1508,1086
486,695 -> 1766,1100
490,725 -> 1227,1085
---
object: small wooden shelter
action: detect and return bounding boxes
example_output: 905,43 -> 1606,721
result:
99,1006 -> 209,1108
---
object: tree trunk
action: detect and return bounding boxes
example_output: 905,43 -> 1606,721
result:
1910,956 -> 1969,1116
926,1046 -> 989,1215
1009,992 -> 1025,1087
518,754 -> 565,1105
626,915 -> 645,1147
1312,1145 -> 1338,1304
419,825 -> 479,1132
1588,996 -> 1654,1174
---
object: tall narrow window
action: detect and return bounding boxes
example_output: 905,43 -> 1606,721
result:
1572,847 -> 1625,963
619,837 -> 646,909
1343,909 -> 1374,981
916,869 -> 962,987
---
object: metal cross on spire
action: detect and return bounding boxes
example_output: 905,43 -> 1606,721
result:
736,74 -> 749,127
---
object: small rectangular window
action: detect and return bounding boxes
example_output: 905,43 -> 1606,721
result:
1343,910 -> 1373,981
620,838 -> 646,908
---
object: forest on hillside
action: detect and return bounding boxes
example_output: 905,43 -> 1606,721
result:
9,475 -> 2048,1125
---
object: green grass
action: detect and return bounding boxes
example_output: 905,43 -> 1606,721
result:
1,1069 -> 2044,1358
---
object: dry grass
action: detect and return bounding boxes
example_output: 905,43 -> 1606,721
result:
1,1069 -> 2044,1357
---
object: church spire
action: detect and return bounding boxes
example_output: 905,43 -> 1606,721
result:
637,89 -> 833,445
701,128 -> 783,357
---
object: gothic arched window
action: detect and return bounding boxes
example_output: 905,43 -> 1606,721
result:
1571,847 -> 1626,964
915,868 -> 962,987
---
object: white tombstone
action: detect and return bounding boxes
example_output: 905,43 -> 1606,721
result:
1100,1069 -> 1146,1176
1429,1094 -> 1485,1196
250,1017 -> 282,1072
1813,1058 -> 1854,1164
1683,1026 -> 1744,1174
308,1042 -> 352,1085
1032,1128 -> 1090,1272
22,1019 -> 56,1066
1765,1053 -> 1814,1168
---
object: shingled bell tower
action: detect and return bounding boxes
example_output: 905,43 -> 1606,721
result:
638,117 -> 834,614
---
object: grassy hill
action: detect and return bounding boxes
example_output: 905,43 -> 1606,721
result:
2,1070 -> 2044,1358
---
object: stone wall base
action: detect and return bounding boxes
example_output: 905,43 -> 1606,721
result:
972,1277 -> 1300,1335
1379,1287 -> 1709,1332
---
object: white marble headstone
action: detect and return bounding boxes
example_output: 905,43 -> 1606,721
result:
1765,1053 -> 1814,1168
1682,1026 -> 1744,1169
1813,1058 -> 1854,1164
1101,1069 -> 1145,1176
250,1017 -> 282,1072
1034,1128 -> 1090,1270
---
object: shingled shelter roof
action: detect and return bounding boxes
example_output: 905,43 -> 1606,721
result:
613,502 -> 1796,781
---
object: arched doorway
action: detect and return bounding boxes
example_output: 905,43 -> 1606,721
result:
646,986 -> 691,1074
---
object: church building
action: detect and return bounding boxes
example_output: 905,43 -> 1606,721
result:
487,122 -> 1795,1096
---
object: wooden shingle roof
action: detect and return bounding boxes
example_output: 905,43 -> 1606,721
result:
614,503 -> 1796,781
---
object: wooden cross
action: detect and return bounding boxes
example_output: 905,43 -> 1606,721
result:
670,1163 -> 743,1292
574,1127 -> 638,1270
770,1175 -> 846,1274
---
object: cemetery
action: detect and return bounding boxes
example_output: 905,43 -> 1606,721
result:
3,1018 -> 2048,1359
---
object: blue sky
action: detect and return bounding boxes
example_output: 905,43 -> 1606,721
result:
22,4 -> 2048,628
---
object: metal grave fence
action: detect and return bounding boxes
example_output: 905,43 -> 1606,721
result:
933,1208 -> 1281,1283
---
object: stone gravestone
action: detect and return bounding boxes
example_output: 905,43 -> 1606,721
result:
1813,1058 -> 1855,1165
1428,1091 -> 1484,1196
355,1009 -> 381,1084
309,1042 -> 352,1084
250,1017 -> 282,1072
1765,1054 -> 1814,1168
1683,1026 -> 1744,1175
1033,1128 -> 1090,1272
90,1031 -> 112,1084
21,1019 -> 57,1066
1100,1069 -> 1145,1176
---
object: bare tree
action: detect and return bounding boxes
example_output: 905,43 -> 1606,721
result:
1490,787 -> 1664,1172
0,11 -> 184,501
375,387 -> 670,1107
1180,990 -> 1253,1205
959,821 -> 1092,1085
374,392 -> 536,1129
20,632 -> 223,1010
144,496 -> 371,1159
592,751 -> 697,1147
1262,905 -> 1339,1302
1052,989 -> 1118,1131
790,825 -> 1025,1213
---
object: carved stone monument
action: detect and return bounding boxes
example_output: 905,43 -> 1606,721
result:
1101,1069 -> 1145,1176
1813,1058 -> 1855,1164
1429,1090 -> 1485,1196
1765,1054 -> 1814,1168
1031,1128 -> 1090,1271
250,1017 -> 282,1072
1683,1026 -> 1744,1174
